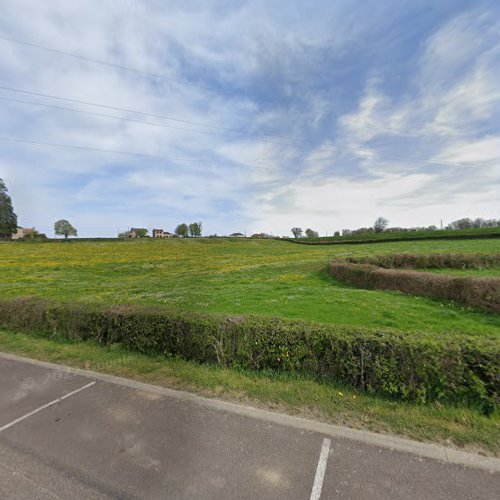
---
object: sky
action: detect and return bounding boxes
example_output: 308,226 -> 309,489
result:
1,0 -> 499,237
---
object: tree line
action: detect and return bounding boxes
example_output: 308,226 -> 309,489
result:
291,216 -> 500,238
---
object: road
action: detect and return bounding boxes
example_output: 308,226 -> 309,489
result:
0,352 -> 498,499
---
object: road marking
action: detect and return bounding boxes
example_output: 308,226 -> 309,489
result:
310,437 -> 331,500
0,381 -> 96,433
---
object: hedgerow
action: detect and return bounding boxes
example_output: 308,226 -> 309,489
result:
330,255 -> 500,313
0,297 -> 498,414
285,228 -> 500,245
344,253 -> 500,269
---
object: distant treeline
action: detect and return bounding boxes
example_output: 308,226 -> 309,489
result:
340,217 -> 500,237
285,226 -> 500,245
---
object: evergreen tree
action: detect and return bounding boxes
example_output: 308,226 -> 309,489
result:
0,178 -> 18,238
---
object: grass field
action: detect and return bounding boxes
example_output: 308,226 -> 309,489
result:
2,237 -> 500,335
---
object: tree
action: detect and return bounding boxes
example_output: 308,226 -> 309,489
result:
374,217 -> 388,233
291,227 -> 303,238
448,218 -> 473,230
54,219 -> 77,238
175,223 -> 189,237
189,221 -> 202,237
0,178 -> 17,238
135,228 -> 148,237
305,228 -> 319,238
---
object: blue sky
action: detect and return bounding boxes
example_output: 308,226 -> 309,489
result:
1,0 -> 499,237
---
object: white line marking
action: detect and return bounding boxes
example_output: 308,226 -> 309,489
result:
0,381 -> 96,433
310,437 -> 331,500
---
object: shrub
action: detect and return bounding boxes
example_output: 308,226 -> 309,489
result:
0,297 -> 498,413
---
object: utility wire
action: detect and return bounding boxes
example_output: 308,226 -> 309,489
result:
0,95 -> 475,170
0,83 -> 420,145
0,94 -> 324,156
0,95 -> 223,137
0,96 -> 450,166
0,136 -> 273,170
0,84 -> 261,136
0,34 -> 214,93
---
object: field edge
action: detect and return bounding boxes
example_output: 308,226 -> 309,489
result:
0,328 -> 498,457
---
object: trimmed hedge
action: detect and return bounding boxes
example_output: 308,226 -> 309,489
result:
0,297 -> 498,413
344,253 -> 500,269
330,254 -> 500,314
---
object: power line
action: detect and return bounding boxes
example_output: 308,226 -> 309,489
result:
1,133 -> 483,177
0,95 -> 223,137
0,34 -> 214,93
0,94 -> 322,156
0,96 -> 457,166
0,84 -> 420,147
0,34 -> 474,162
0,95 -> 475,170
0,84 -> 258,136
0,136 -> 273,170
0,87 -> 484,170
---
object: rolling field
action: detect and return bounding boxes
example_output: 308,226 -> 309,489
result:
2,237 -> 500,335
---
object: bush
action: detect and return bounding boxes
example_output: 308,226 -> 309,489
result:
0,297 -> 498,413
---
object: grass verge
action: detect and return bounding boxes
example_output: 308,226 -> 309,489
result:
0,328 -> 498,457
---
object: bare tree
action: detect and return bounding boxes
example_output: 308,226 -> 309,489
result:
291,227 -> 303,238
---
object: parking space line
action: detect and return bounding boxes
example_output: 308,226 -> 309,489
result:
310,437 -> 331,500
0,381 -> 96,433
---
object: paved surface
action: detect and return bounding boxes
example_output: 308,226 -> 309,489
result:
0,354 -> 499,499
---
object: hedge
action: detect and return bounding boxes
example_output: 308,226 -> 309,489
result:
0,297 -> 498,414
344,253 -> 500,269
330,260 -> 500,314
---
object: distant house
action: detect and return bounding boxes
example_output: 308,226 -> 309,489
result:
127,228 -> 148,238
152,229 -> 175,238
11,227 -> 35,240
229,232 -> 245,238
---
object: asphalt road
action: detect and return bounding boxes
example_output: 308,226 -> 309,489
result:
0,353 -> 498,499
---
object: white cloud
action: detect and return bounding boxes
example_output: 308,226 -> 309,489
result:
437,136 -> 500,164
0,1 -> 499,237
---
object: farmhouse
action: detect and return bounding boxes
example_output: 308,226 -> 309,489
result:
11,227 -> 35,240
152,229 -> 175,238
126,228 -> 148,238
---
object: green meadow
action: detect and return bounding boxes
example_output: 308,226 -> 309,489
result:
2,237 -> 500,335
